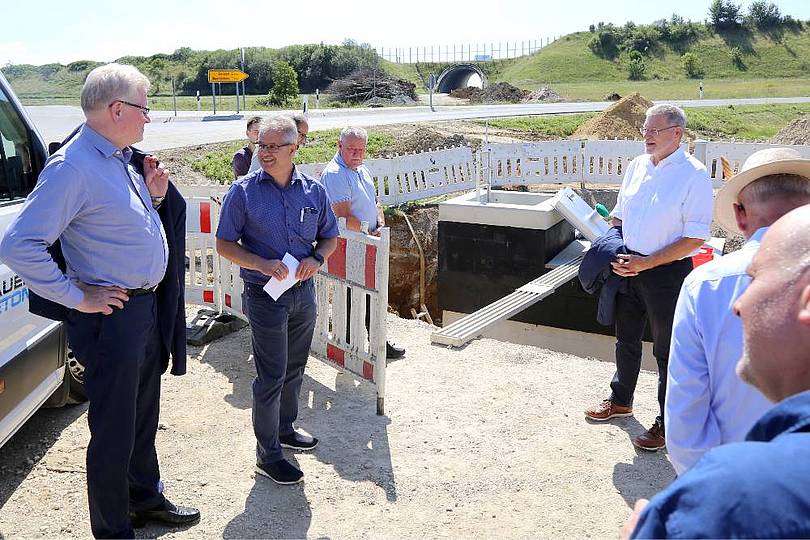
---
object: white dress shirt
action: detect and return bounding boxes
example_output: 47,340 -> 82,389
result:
612,148 -> 713,256
665,227 -> 773,475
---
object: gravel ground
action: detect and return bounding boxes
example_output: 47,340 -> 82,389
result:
0,309 -> 674,538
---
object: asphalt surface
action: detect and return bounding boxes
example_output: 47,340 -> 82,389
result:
25,96 -> 810,152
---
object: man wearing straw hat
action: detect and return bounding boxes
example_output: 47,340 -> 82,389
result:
584,104 -> 713,451
665,147 -> 810,474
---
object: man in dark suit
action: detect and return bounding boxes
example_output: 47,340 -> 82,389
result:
0,63 -> 198,538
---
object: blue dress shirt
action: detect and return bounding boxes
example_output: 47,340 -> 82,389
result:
216,167 -> 338,285
665,227 -> 772,474
0,124 -> 168,309
633,390 -> 810,538
320,153 -> 380,232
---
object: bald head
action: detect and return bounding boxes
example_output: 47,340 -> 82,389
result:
734,204 -> 810,402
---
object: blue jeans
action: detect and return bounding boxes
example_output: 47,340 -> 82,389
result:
244,280 -> 317,464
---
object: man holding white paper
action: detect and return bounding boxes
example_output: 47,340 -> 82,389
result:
215,115 -> 337,485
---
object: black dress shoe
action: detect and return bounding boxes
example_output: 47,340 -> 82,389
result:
386,341 -> 405,359
130,499 -> 200,528
279,429 -> 319,450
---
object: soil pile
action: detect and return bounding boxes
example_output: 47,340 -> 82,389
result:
451,83 -> 527,104
379,126 -> 470,157
326,69 -> 418,105
523,86 -> 562,103
770,114 -> 810,145
448,86 -> 479,100
571,92 -> 653,140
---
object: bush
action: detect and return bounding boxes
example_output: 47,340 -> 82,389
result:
266,60 -> 299,107
729,46 -> 746,69
624,26 -> 661,54
681,52 -> 703,78
588,26 -> 620,59
627,57 -> 646,80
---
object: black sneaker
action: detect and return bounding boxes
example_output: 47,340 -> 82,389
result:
386,341 -> 405,359
279,429 -> 319,451
255,459 -> 304,485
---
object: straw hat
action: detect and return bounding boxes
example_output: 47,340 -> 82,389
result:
715,147 -> 810,234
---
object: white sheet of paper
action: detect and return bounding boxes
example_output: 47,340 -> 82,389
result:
262,253 -> 300,301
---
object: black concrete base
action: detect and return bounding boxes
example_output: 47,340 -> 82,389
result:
438,219 -> 651,339
186,308 -> 248,346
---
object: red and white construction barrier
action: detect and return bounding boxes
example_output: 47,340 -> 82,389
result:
183,195 -> 390,415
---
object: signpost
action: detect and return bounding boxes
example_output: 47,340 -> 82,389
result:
208,69 -> 249,114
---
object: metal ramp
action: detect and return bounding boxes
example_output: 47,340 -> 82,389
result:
430,252 -> 584,347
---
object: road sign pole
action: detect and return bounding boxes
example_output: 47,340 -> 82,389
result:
211,83 -> 216,114
236,82 -> 240,113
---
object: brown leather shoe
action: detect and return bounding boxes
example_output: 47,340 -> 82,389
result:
584,399 -> 633,421
633,421 -> 666,451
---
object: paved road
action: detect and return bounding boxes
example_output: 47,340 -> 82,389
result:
26,96 -> 810,152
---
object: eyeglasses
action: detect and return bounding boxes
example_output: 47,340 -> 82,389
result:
257,143 -> 293,153
640,125 -> 679,137
109,100 -> 150,116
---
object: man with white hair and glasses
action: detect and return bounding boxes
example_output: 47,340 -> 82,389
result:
0,63 -> 199,537
584,104 -> 713,452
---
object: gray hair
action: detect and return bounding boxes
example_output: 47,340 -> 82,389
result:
257,115 -> 297,145
740,174 -> 810,205
289,113 -> 308,130
339,126 -> 368,144
646,103 -> 687,129
80,63 -> 150,113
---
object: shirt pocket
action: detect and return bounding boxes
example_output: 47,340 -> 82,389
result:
300,211 -> 318,242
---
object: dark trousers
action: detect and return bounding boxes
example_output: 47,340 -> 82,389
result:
244,280 -> 317,465
610,258 -> 692,429
65,294 -> 164,539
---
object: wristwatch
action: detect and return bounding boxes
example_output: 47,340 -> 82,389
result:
311,250 -> 324,266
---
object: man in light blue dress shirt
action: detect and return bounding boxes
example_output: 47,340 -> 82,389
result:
320,126 -> 405,359
666,147 -> 810,474
0,63 -> 198,538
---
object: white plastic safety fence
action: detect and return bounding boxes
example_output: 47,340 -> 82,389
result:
698,141 -> 810,184
364,146 -> 477,206
182,195 -> 390,415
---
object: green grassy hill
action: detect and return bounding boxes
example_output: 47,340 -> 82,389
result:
498,27 -> 810,87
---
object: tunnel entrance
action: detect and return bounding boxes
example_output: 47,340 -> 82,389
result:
435,64 -> 487,93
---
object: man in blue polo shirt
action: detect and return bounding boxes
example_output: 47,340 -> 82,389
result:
320,126 -> 405,359
216,115 -> 337,485
622,203 -> 810,539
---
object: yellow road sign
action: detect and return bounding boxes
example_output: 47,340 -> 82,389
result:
208,69 -> 249,83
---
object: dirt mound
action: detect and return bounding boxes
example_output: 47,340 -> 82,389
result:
448,86 -> 479,100
571,92 -> 653,140
451,83 -> 527,104
523,86 -> 562,103
379,126 -> 469,157
770,114 -> 810,145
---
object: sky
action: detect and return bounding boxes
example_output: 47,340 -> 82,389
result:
3,0 -> 810,66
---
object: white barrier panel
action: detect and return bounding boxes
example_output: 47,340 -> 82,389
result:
582,140 -> 646,184
488,141 -> 583,186
703,141 -> 810,186
365,146 -> 477,206
311,225 -> 390,415
184,196 -> 220,309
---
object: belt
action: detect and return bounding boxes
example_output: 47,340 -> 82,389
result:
127,285 -> 158,296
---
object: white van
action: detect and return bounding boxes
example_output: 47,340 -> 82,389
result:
0,70 -> 84,449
